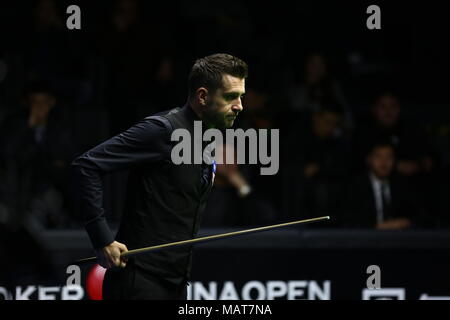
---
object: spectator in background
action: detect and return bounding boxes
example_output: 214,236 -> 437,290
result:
19,0 -> 94,105
343,141 -> 425,229
0,82 -> 76,230
202,144 -> 277,227
233,83 -> 282,225
98,0 -> 177,135
353,92 -> 435,178
286,52 -> 352,132
352,92 -> 439,224
282,105 -> 350,224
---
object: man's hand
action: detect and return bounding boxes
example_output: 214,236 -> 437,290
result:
96,241 -> 128,269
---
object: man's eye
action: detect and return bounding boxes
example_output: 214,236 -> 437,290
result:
225,94 -> 244,100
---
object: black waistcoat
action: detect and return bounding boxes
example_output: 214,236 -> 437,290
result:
115,105 -> 213,285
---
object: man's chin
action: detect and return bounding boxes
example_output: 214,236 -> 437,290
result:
209,117 -> 236,129
224,120 -> 235,128
225,116 -> 238,127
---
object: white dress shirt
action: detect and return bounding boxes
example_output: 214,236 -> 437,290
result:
369,173 -> 391,224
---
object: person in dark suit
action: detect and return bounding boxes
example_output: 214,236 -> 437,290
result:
353,92 -> 435,178
71,54 -> 248,299
0,82 -> 76,230
344,141 -> 424,229
282,105 -> 351,224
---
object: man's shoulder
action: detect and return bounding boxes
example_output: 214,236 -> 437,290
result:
140,107 -> 181,132
146,106 -> 181,119
147,104 -> 197,131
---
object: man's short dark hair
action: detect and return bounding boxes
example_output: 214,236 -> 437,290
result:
367,139 -> 396,157
188,53 -> 248,98
316,101 -> 344,117
24,81 -> 56,98
372,90 -> 400,106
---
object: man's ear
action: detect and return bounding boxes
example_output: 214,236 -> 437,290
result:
196,87 -> 209,106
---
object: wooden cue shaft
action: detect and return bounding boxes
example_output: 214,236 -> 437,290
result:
74,216 -> 330,264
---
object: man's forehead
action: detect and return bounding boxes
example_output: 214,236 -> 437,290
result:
221,74 -> 245,92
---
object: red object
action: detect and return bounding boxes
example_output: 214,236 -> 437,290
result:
86,264 -> 106,300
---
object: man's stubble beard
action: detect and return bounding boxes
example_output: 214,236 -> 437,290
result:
204,101 -> 228,130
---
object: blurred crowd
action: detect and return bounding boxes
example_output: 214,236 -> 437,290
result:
0,0 -> 449,233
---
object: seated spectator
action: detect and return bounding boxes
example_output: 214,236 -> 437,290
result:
343,141 -> 425,229
0,82 -> 76,230
97,0 -> 177,134
18,0 -> 95,106
226,84 -> 281,225
282,105 -> 350,224
353,92 -> 435,178
352,92 -> 440,224
286,52 -> 352,132
202,143 -> 277,228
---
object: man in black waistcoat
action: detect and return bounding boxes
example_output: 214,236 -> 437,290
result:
71,53 -> 248,299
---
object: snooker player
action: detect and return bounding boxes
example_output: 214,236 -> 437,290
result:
71,53 -> 248,299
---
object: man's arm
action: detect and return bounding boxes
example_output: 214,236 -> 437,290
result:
71,116 -> 172,267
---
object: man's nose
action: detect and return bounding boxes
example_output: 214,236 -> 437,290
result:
232,100 -> 243,113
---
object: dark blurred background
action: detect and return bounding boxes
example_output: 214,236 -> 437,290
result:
0,0 -> 449,297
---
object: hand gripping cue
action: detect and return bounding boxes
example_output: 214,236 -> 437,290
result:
74,216 -> 330,265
